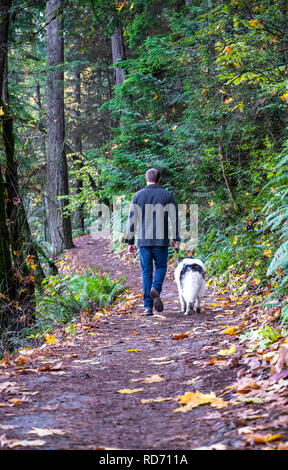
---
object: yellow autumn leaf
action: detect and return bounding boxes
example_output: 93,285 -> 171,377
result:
132,374 -> 165,384
174,390 -> 229,413
116,1 -> 127,12
248,19 -> 260,28
126,349 -> 142,352
141,396 -> 174,404
218,345 -> 236,356
245,433 -> 282,443
280,93 -> 288,102
153,91 -> 158,99
117,388 -> 143,394
0,107 -> 4,116
223,326 -> 237,335
45,334 -> 57,345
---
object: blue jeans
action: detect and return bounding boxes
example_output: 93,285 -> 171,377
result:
139,246 -> 169,309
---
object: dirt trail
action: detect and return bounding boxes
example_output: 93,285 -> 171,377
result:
0,235 -> 286,451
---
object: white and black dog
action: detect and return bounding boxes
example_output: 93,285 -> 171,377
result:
174,257 -> 207,315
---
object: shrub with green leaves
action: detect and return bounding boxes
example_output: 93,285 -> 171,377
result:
23,268 -> 128,341
262,147 -> 288,321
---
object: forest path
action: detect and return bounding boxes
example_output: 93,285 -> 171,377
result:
0,235 -> 287,451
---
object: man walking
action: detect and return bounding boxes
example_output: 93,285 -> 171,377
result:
125,168 -> 180,316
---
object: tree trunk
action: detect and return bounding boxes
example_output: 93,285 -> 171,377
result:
0,0 -> 11,95
0,165 -> 13,297
72,67 -> 84,232
111,24 -> 126,86
0,0 -> 13,299
46,0 -> 73,254
35,82 -> 49,242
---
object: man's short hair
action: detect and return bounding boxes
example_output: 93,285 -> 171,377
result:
146,168 -> 160,183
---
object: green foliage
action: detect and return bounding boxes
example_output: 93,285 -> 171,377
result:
240,324 -> 287,353
261,145 -> 288,318
66,270 -> 128,310
6,269 -> 128,351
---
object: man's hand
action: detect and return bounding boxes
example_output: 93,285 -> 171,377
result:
171,240 -> 179,250
128,244 -> 137,256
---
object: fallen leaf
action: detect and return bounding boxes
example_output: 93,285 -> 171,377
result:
171,333 -> 189,340
223,326 -> 237,335
0,435 -> 46,448
41,404 -> 59,411
131,374 -> 165,384
236,382 -> 261,394
208,357 -> 217,365
38,362 -> 63,372
174,390 -> 229,412
8,398 -> 22,406
117,388 -> 143,394
184,376 -> 201,385
141,396 -> 175,404
28,427 -> 68,437
237,396 -> 264,404
45,334 -> 57,345
218,345 -> 236,356
245,433 -> 282,444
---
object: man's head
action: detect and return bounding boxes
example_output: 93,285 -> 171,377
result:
145,168 -> 161,184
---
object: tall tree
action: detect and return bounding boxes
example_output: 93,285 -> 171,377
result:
111,21 -> 126,86
46,0 -> 73,254
0,0 -> 13,299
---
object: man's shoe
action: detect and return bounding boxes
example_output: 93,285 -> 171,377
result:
142,308 -> 153,316
149,287 -> 163,312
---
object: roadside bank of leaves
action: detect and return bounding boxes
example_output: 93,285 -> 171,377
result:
202,269 -> 288,449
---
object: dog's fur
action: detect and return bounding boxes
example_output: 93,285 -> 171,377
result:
174,257 -> 207,315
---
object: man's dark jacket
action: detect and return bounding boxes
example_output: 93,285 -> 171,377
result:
125,183 -> 180,247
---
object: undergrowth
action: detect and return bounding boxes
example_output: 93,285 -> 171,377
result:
2,268 -> 128,354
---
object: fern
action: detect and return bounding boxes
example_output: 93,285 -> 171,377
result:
263,146 -> 288,320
